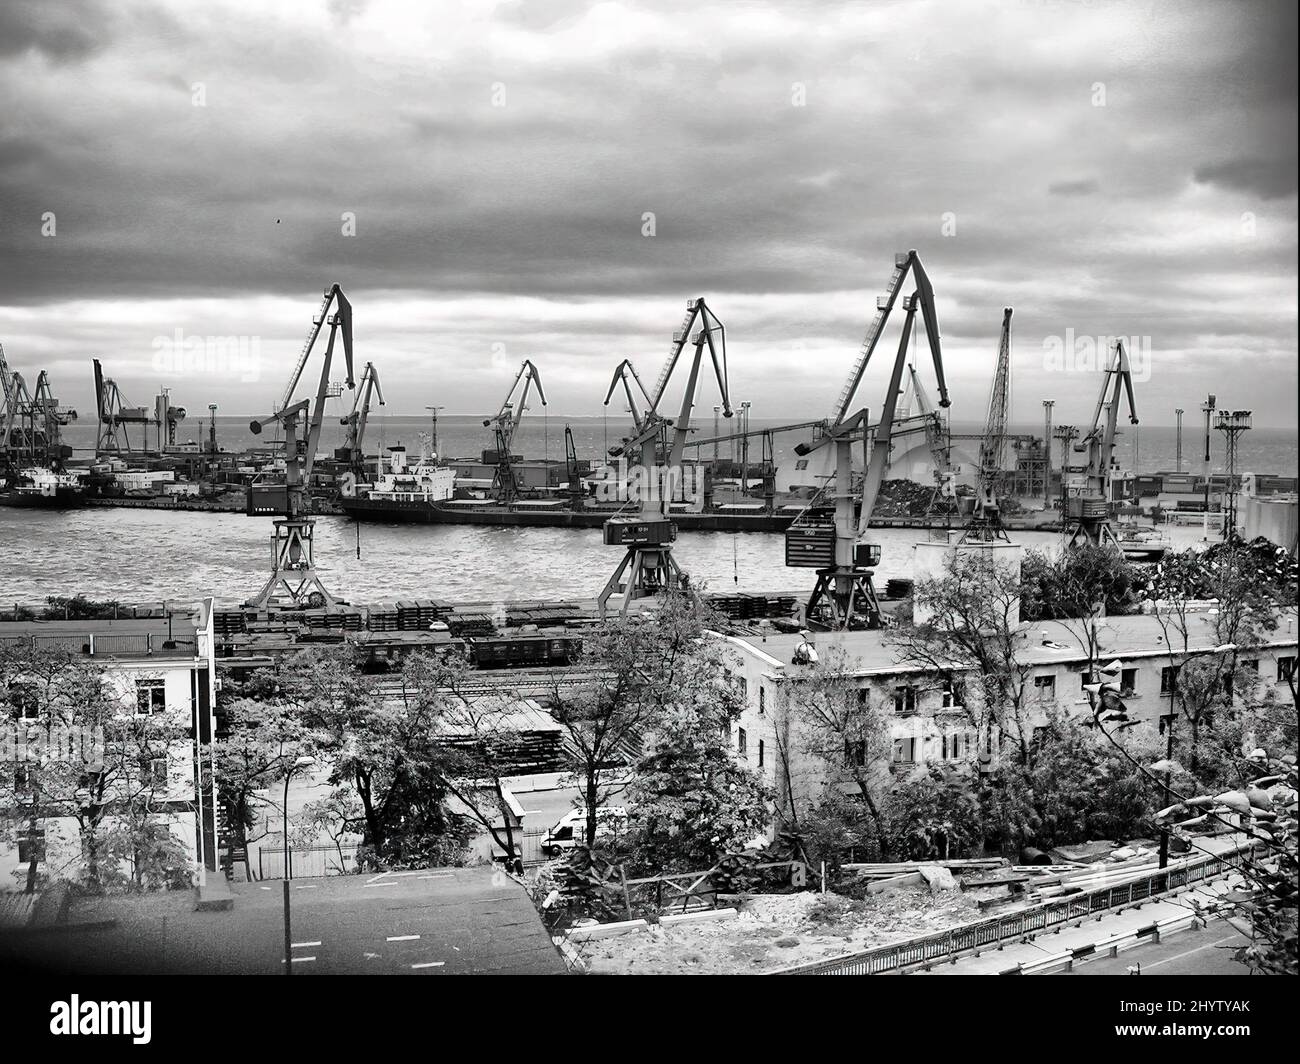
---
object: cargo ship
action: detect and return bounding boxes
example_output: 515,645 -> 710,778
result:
0,467 -> 87,509
339,444 -> 804,532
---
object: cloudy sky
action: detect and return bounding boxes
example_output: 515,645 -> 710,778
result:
1,0 -> 1295,429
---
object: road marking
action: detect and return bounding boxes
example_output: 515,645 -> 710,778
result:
387,935 -> 420,942
391,872 -> 423,877
411,961 -> 445,969
1140,932 -> 1245,972
369,881 -> 396,887
292,941 -> 322,948
282,957 -> 316,963
365,872 -> 392,885
418,873 -> 453,880
295,884 -> 319,890
259,886 -> 271,891
364,952 -> 381,960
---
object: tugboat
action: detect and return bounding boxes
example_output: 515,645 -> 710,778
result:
0,466 -> 87,509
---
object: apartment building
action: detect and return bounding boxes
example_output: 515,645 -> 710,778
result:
722,607 -> 1298,815
0,601 -> 219,889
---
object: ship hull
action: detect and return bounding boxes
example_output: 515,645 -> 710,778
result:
338,495 -> 798,533
0,487 -> 87,509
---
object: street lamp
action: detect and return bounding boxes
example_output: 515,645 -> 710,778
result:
282,755 -> 315,975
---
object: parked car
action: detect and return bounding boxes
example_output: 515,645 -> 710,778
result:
542,806 -> 627,857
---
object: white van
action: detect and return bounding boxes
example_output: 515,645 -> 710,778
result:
542,806 -> 627,857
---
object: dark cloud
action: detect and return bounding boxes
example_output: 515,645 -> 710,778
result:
1193,156 -> 1298,199
0,0 -> 1294,426
0,0 -> 111,62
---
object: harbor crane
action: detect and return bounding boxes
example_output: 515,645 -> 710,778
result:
603,358 -> 654,449
1,354 -> 77,470
92,359 -> 155,455
246,284 -> 355,610
960,307 -> 1013,543
598,297 -> 732,615
900,363 -> 957,517
484,359 -> 546,503
1061,339 -> 1138,549
337,361 -> 384,472
785,250 -> 949,630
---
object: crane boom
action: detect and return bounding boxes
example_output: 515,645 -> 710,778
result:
339,361 -> 384,465
603,358 -> 652,438
961,308 -> 1013,541
833,250 -> 949,425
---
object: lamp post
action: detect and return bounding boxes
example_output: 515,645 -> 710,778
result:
282,754 -> 315,975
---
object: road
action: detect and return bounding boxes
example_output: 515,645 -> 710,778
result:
0,867 -> 565,975
1064,918 -> 1252,975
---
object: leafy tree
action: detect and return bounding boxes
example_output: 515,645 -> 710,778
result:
890,548 -> 1036,764
546,594 -> 732,846
1,646 -> 194,893
884,766 -> 983,860
1020,545 -> 1141,621
775,644 -> 893,853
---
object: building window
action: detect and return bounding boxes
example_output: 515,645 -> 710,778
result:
1033,675 -> 1056,700
1160,666 -> 1180,694
1080,671 -> 1097,691
1158,713 -> 1175,736
737,728 -> 747,757
758,685 -> 765,716
892,737 -> 915,764
1120,667 -> 1138,696
14,765 -> 32,793
140,757 -> 168,789
758,740 -> 765,769
136,679 -> 167,715
17,829 -> 46,865
1241,659 -> 1259,674
1278,656 -> 1295,683
893,686 -> 918,715
844,739 -> 867,767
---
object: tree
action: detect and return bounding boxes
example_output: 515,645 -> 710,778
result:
212,696 -> 312,881
1,646 -> 194,894
624,703 -> 773,873
545,593 -> 728,846
890,548 -> 1036,764
775,644 -> 893,853
1020,545 -> 1141,621
884,766 -> 983,860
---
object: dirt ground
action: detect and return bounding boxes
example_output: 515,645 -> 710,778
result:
579,887 -> 984,975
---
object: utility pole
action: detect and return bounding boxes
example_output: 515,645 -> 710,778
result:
1201,395 -> 1216,540
1175,408 -> 1184,473
1042,400 -> 1054,504
208,403 -> 218,458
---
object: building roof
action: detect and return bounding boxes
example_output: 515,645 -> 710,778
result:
0,614 -> 205,661
728,607 -> 1299,680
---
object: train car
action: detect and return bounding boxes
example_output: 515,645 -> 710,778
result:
465,633 -> 578,669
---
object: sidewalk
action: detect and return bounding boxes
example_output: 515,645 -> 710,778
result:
918,875 -> 1240,975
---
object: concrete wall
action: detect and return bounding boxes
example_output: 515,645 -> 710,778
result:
911,538 -> 1024,627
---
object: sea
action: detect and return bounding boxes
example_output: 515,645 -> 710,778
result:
5,413 -> 1294,609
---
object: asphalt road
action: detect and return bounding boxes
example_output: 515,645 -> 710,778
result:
0,867 -> 565,975
1065,919 -> 1253,976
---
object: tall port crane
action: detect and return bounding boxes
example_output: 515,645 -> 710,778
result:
960,307 -> 1013,543
484,359 -> 546,502
337,361 -> 384,471
901,363 -> 957,516
1061,339 -> 1138,549
246,284 -> 355,610
785,250 -> 949,630
603,358 -> 654,448
1,364 -> 76,469
92,359 -> 152,456
597,297 -> 732,615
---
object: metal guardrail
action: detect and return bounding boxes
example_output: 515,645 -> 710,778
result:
770,844 -> 1253,976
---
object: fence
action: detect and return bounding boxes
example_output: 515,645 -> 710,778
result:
769,843 -> 1255,975
258,843 -> 360,880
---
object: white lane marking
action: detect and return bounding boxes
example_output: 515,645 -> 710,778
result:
1141,933 -> 1246,972
292,941 -> 322,948
365,872 -> 392,885
387,935 -> 420,942
418,873 -> 453,880
411,961 -> 445,969
259,886 -> 271,891
369,881 -> 396,887
391,872 -> 423,877
295,884 -> 319,890
282,957 -> 316,963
